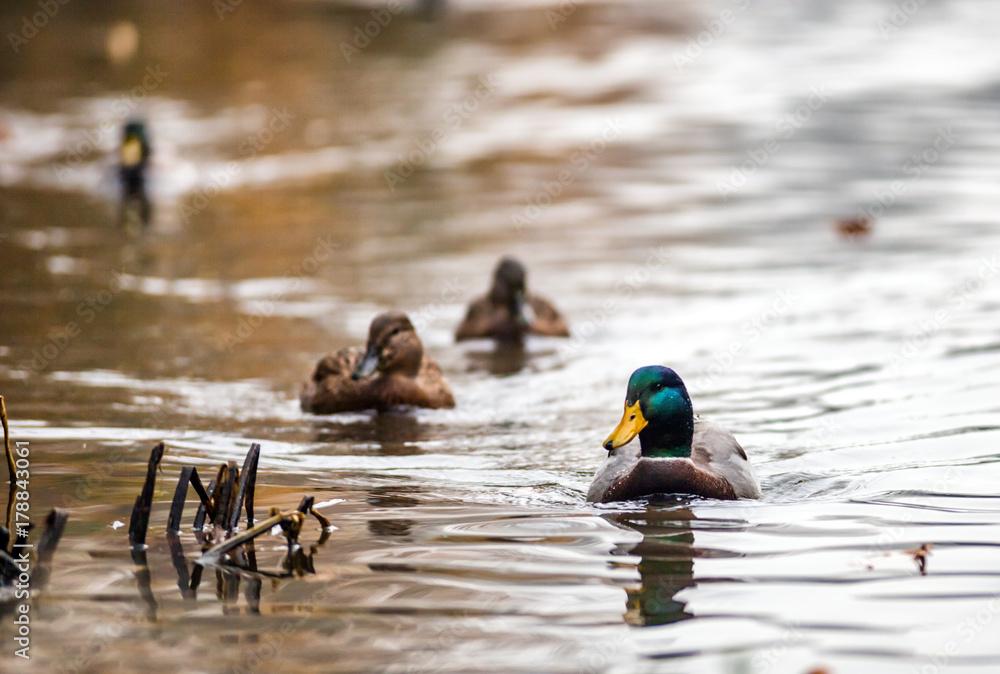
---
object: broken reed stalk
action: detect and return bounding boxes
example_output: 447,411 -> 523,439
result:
211,461 -> 240,531
2,508 -> 70,589
188,469 -> 213,516
193,478 -> 216,533
229,443 -> 260,531
1,397 -> 13,482
295,495 -> 333,542
37,509 -> 68,566
195,510 -> 294,567
2,396 -> 14,553
168,466 -> 195,534
31,509 -> 68,591
128,442 -> 165,548
127,442 -> 329,588
0,549 -> 18,584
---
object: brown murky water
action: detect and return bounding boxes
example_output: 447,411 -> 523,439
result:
3,0 -> 1000,672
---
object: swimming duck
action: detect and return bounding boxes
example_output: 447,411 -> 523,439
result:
301,311 -> 455,414
834,214 -> 872,240
119,119 -> 150,198
455,256 -> 570,342
587,366 -> 761,502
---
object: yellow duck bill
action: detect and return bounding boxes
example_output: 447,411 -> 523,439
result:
603,401 -> 647,450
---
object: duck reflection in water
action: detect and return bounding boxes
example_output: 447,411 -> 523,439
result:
607,506 -> 699,626
117,119 -> 152,229
462,340 -> 529,376
311,412 -> 431,456
366,485 -> 421,538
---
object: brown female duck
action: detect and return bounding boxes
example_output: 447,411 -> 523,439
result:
455,256 -> 570,342
301,311 -> 455,414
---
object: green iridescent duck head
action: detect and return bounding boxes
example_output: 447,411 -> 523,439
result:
604,366 -> 695,458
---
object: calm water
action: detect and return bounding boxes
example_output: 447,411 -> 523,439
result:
2,0 -> 1000,672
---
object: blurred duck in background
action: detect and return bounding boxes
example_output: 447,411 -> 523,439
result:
456,256 -> 570,343
301,311 -> 455,414
118,119 -> 151,227
834,214 -> 872,240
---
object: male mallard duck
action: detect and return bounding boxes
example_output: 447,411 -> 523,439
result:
301,311 -> 455,414
455,256 -> 569,342
587,366 -> 761,502
119,119 -> 150,198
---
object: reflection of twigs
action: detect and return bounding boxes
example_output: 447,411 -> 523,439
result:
130,546 -> 157,620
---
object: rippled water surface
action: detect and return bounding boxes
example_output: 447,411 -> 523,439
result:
3,0 -> 1000,671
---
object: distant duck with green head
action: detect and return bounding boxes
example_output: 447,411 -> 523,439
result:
118,119 -> 151,226
119,119 -> 150,198
588,366 -> 761,502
